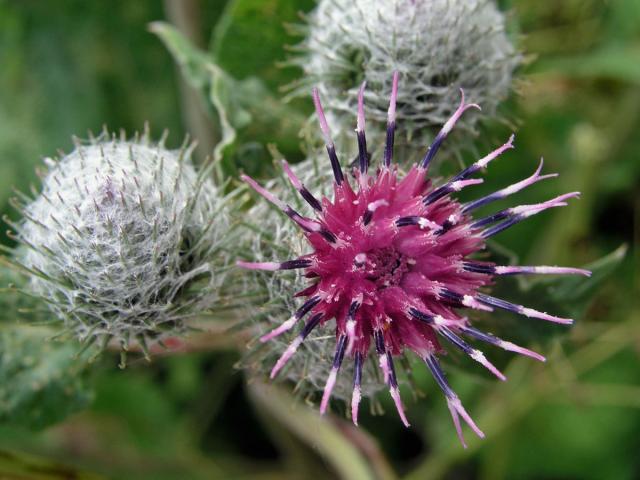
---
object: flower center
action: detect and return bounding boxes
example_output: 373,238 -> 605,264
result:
357,247 -> 410,289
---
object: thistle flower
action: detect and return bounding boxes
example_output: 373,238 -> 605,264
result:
6,131 -> 231,365
290,0 -> 519,158
238,73 -> 590,446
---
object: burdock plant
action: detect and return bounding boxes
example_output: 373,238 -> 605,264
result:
4,131 -> 234,365
238,74 -> 590,446
288,0 -> 520,160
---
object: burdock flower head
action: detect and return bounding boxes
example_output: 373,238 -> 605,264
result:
290,0 -> 519,155
238,73 -> 590,446
6,131 -> 231,364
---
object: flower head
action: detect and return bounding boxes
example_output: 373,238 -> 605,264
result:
7,131 -> 231,365
290,0 -> 520,157
239,74 -> 589,445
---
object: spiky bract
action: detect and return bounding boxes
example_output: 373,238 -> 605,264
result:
239,75 -> 589,446
290,0 -> 519,158
9,132 -> 231,363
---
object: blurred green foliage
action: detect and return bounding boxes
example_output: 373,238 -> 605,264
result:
0,0 -> 638,479
0,325 -> 92,430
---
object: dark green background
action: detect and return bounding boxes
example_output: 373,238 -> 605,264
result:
0,0 -> 638,479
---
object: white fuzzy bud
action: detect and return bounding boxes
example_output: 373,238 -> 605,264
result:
291,0 -> 519,156
14,134 -> 230,361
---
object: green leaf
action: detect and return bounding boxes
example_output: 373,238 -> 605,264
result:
0,325 -> 93,430
211,0 -> 314,91
148,21 -> 212,90
0,449 -> 103,480
248,381 -> 396,480
468,245 -> 628,347
207,62 -> 241,173
492,244 -> 627,330
546,244 -> 627,314
152,22 -> 306,179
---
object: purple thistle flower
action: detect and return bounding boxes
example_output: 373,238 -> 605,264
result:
238,72 -> 590,447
